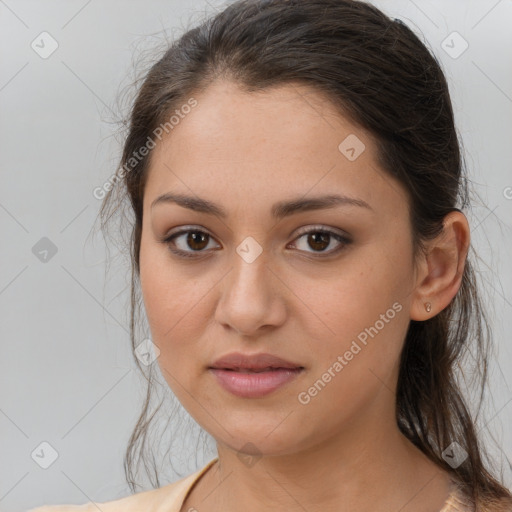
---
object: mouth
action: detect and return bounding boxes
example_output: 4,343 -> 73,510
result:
214,366 -> 304,373
207,352 -> 305,397
208,365 -> 304,398
209,351 -> 304,372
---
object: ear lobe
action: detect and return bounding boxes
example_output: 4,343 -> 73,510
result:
410,211 -> 470,321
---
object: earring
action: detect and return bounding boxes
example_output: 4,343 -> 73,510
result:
425,302 -> 432,313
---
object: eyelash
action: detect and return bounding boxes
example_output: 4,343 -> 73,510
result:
160,225 -> 352,259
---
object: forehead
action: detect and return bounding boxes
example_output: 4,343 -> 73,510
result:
144,80 -> 407,219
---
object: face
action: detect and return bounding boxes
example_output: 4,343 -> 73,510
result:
139,80 -> 419,457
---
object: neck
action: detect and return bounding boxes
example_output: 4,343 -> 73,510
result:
196,410 -> 453,512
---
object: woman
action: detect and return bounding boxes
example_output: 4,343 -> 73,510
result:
30,0 -> 512,510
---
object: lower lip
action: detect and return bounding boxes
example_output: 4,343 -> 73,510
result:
209,368 -> 304,398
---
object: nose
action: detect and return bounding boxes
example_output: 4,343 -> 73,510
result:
214,246 -> 287,337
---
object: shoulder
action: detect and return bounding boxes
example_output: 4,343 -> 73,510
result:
484,497 -> 512,512
439,487 -> 474,512
440,479 -> 512,512
27,457 -> 219,512
27,506 -> 94,512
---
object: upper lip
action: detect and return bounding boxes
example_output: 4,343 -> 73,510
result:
209,352 -> 304,371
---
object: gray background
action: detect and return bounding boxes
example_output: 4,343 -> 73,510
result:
1,0 -> 511,510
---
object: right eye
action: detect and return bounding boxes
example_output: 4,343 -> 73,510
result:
161,227 -> 221,259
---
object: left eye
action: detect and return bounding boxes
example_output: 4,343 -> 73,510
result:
289,228 -> 351,256
161,226 -> 351,258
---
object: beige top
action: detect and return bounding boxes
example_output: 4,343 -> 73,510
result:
27,457 -> 491,512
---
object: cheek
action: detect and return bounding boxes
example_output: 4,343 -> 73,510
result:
139,235 -> 224,393
308,239 -> 412,367
139,237 -> 200,351
294,263 -> 409,433
139,258 -> 202,405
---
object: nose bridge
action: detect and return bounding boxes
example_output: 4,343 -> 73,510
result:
215,236 -> 285,334
228,236 -> 271,302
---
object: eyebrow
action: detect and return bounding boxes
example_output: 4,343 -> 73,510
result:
151,192 -> 373,219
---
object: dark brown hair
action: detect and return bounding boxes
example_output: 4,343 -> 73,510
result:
98,0 -> 512,508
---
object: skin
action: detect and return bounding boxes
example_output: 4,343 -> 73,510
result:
138,79 -> 470,512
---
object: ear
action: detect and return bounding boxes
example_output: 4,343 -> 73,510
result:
410,211 -> 470,321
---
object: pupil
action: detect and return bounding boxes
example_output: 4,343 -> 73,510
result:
309,232 -> 329,251
187,232 -> 208,251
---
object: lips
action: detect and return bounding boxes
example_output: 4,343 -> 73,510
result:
224,367 -> 284,373
209,352 -> 304,372
208,352 -> 305,397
